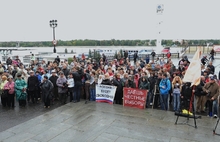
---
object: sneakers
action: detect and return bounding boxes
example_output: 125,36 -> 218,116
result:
213,114 -> 218,118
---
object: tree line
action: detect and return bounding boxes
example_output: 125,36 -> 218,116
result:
0,39 -> 219,47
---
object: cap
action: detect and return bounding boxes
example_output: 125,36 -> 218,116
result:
59,71 -> 64,75
8,75 -> 13,79
51,70 -> 56,73
17,73 -> 22,77
29,70 -> 34,73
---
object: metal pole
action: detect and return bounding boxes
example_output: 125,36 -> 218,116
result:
53,27 -> 56,53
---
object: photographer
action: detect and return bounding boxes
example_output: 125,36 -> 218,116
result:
203,76 -> 219,118
171,76 -> 182,112
194,76 -> 206,113
56,71 -> 67,105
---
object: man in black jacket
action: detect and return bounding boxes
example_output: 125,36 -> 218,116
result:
6,57 -> 12,66
72,67 -> 83,103
27,71 -> 39,103
49,70 -> 59,100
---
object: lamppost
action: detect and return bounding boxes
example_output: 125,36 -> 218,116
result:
49,20 -> 58,53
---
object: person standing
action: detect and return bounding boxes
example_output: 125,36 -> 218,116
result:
90,71 -> 96,101
210,48 -> 215,61
15,73 -> 27,107
49,70 -> 59,100
203,76 -> 219,118
27,71 -> 39,104
159,73 -> 171,110
6,57 -> 12,66
133,51 -> 138,64
41,76 -> 53,108
56,71 -> 67,104
84,69 -> 91,104
4,76 -> 15,108
171,76 -> 182,112
0,76 -> 8,107
67,73 -> 74,102
151,50 -> 156,62
195,76 -> 206,113
72,67 -> 83,103
112,73 -> 124,105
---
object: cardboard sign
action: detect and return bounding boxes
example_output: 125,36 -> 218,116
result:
96,85 -> 116,104
123,88 -> 147,109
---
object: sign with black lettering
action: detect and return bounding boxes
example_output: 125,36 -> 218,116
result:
96,85 -> 117,104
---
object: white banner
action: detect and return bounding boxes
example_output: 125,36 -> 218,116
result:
96,85 -> 117,104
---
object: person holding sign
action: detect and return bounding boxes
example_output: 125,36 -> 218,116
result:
112,73 -> 124,105
139,76 -> 150,107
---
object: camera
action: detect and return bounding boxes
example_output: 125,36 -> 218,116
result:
206,91 -> 211,97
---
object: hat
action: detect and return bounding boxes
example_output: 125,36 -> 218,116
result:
29,70 -> 34,73
210,76 -> 215,80
59,71 -> 64,75
17,73 -> 22,77
2,75 -> 7,80
8,76 -> 13,79
52,70 -> 56,73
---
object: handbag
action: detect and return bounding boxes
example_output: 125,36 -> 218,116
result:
2,89 -> 9,98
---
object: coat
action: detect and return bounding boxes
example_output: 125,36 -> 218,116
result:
15,79 -> 27,100
0,80 -> 8,95
203,82 -> 219,100
27,76 -> 39,91
101,79 -> 112,85
112,78 -> 124,101
56,77 -> 67,93
159,78 -> 171,95
49,75 -> 58,88
41,80 -> 53,103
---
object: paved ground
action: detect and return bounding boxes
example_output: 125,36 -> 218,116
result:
0,101 -> 219,142
0,100 -> 62,132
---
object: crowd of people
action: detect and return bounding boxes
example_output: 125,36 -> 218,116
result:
0,49 -> 219,119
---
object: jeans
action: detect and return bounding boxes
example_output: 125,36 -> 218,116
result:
160,94 -> 168,110
173,93 -> 180,111
74,84 -> 81,102
213,100 -> 218,115
90,88 -> 96,101
85,83 -> 90,101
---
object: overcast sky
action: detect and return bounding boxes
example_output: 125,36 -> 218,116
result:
1,0 -> 220,41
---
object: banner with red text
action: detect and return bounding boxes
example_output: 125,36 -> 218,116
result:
123,88 -> 147,109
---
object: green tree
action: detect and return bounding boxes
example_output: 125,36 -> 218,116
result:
88,49 -> 92,58
150,40 -> 156,46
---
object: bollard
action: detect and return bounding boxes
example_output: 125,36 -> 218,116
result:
177,53 -> 179,58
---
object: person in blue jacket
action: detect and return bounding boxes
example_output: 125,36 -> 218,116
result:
159,73 -> 171,110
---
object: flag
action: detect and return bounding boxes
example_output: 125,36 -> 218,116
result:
182,47 -> 201,86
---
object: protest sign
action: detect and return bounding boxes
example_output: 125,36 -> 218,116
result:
96,85 -> 117,104
123,88 -> 147,109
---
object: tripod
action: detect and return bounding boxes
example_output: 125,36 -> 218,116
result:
213,96 -> 220,136
175,87 -> 201,128
213,118 -> 220,136
152,81 -> 160,109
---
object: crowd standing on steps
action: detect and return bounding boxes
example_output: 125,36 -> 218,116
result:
0,50 -> 219,119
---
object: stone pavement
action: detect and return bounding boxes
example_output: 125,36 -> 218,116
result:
0,102 -> 219,142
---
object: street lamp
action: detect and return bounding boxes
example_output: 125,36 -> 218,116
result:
50,20 -> 58,53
